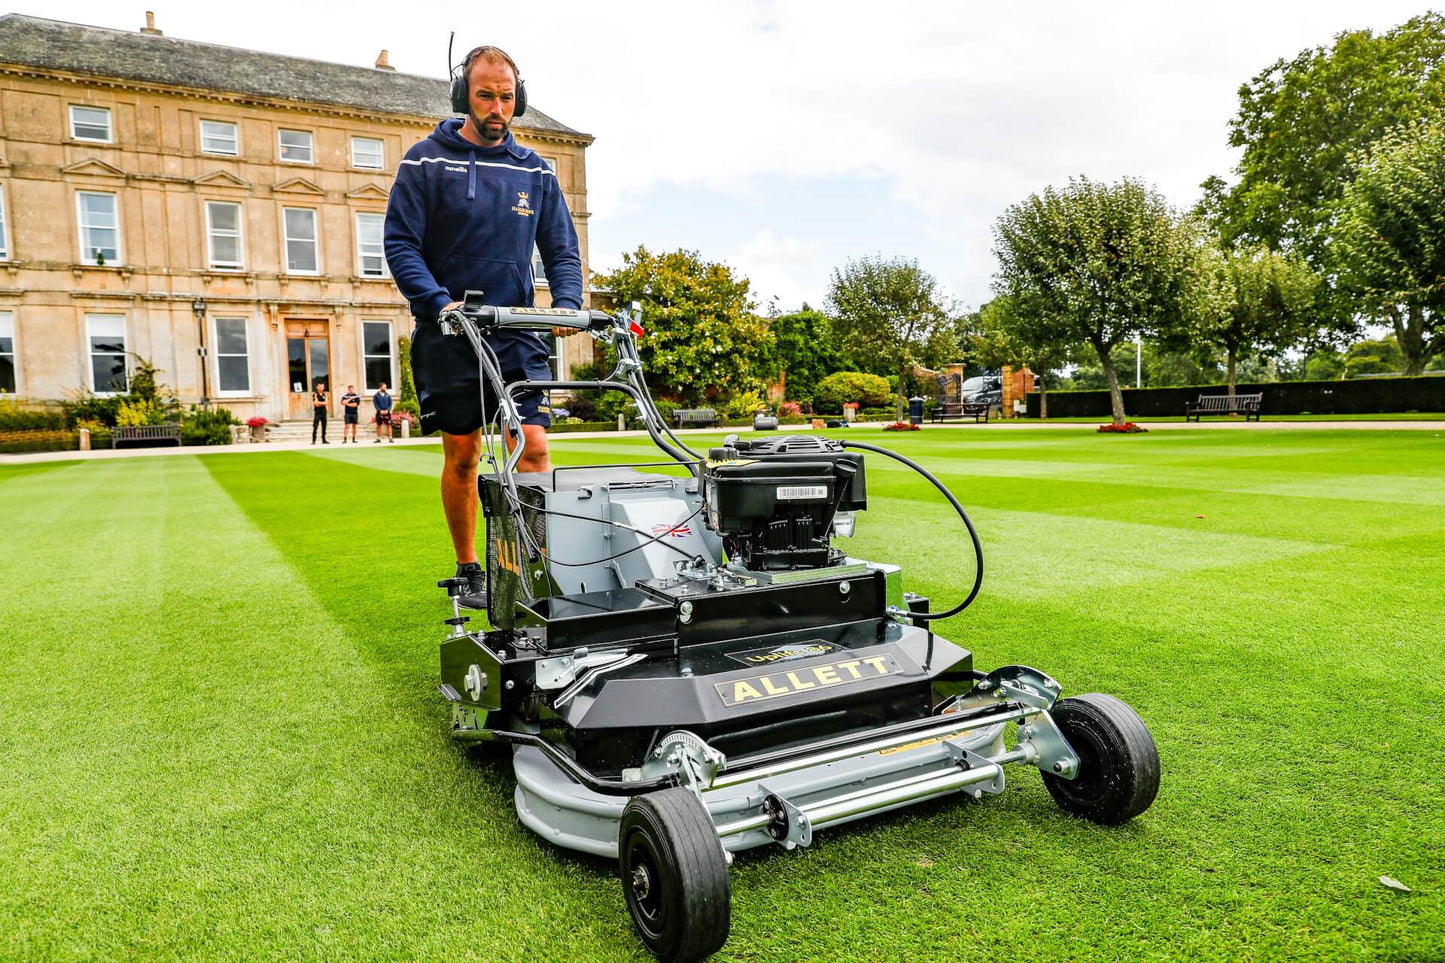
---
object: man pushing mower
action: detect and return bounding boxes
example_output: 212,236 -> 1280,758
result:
385,43 -> 583,609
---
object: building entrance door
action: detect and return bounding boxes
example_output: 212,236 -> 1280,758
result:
285,319 -> 331,420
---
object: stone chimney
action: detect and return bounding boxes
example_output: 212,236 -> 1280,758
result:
140,11 -> 162,35
374,49 -> 395,71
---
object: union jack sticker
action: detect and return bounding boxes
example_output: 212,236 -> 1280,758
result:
651,523 -> 691,538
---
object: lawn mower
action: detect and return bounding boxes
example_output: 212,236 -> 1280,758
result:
433,297 -> 1161,962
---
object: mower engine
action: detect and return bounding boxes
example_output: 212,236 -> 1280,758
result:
702,435 -> 866,571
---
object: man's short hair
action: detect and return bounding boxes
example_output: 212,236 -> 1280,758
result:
463,45 -> 520,86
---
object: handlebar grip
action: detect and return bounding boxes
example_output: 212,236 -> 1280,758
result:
448,304 -> 615,332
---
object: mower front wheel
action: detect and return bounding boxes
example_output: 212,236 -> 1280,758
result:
1041,693 -> 1160,825
619,788 -> 731,963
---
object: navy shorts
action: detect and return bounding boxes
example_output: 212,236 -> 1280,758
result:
412,324 -> 553,436
344,409 -> 359,425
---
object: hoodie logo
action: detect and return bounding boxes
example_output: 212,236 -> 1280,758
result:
512,191 -> 533,217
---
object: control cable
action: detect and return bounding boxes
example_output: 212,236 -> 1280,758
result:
840,440 -> 984,621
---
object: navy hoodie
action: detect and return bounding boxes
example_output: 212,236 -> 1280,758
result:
385,119 -> 582,382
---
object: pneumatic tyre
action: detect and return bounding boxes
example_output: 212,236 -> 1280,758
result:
1041,693 -> 1160,825
619,788 -> 731,962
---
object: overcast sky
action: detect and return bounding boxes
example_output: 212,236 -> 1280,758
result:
32,1 -> 1437,312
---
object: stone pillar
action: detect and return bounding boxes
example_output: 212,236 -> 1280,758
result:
1001,367 -> 1035,418
79,427 -> 91,451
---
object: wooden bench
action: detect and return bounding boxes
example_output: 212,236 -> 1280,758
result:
931,402 -> 990,424
112,424 -> 183,447
1185,393 -> 1262,422
673,408 -> 719,428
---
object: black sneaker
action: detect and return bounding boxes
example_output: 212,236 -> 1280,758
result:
456,561 -> 488,609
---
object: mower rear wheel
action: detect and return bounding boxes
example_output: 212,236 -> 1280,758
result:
1041,693 -> 1159,825
619,788 -> 731,962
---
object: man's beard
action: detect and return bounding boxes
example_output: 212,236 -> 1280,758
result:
470,110 -> 508,142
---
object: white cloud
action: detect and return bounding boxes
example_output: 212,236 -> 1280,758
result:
43,0 -> 1435,308
725,230 -> 822,312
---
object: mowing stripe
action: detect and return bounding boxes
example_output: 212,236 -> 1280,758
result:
0,456 -> 636,961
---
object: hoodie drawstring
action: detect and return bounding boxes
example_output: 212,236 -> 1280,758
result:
467,150 -> 476,200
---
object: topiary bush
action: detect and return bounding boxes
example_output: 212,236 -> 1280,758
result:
181,406 -> 239,446
814,372 -> 891,412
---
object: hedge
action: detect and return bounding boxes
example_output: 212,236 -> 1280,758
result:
1026,376 -> 1445,418
0,429 -> 79,454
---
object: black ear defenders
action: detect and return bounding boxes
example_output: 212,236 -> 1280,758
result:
448,34 -> 528,118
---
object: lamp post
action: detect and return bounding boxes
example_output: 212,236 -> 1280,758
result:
192,296 -> 211,410
1135,334 -> 1142,389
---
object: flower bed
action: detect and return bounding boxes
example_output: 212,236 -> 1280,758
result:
1098,422 -> 1148,433
882,421 -> 921,432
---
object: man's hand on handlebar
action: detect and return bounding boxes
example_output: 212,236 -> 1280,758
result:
440,300 -> 612,336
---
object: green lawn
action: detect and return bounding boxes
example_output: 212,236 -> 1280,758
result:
3,428 -> 1442,962
1015,411 -> 1445,422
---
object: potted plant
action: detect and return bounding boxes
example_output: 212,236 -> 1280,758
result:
246,415 -> 269,441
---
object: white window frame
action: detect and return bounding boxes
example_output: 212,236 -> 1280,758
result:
69,105 -> 113,143
0,311 -> 16,396
355,212 -> 388,278
86,314 -> 128,396
76,191 -> 123,266
532,245 -> 548,287
204,200 -> 245,270
212,316 -> 251,396
199,119 -> 239,156
350,136 -> 384,170
277,128 -> 314,164
281,207 -> 320,275
361,320 -> 394,392
0,184 -> 10,261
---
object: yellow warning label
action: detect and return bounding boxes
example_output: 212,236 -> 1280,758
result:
877,731 -> 974,756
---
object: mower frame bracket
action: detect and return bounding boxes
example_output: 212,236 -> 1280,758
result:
758,786 -> 813,849
947,742 -> 1006,795
640,730 -> 727,789
535,647 -> 635,690
968,664 -> 1062,711
1017,708 -> 1080,780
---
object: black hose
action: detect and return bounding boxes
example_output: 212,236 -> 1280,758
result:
840,440 -> 984,622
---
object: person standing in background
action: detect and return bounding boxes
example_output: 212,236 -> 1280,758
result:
312,381 -> 329,445
340,385 -> 361,443
373,382 -> 394,444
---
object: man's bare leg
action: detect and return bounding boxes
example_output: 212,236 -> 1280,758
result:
441,430 -> 484,564
440,424 -> 551,565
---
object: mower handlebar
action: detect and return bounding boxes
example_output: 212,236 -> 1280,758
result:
444,302 -> 615,333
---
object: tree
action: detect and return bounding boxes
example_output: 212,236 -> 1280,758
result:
1199,14 -> 1445,331
1342,338 -> 1405,378
972,295 -> 1078,419
1335,119 -> 1445,375
764,309 -> 845,406
1195,243 -> 1318,394
825,255 -> 957,421
992,176 -> 1210,425
593,246 -> 773,405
